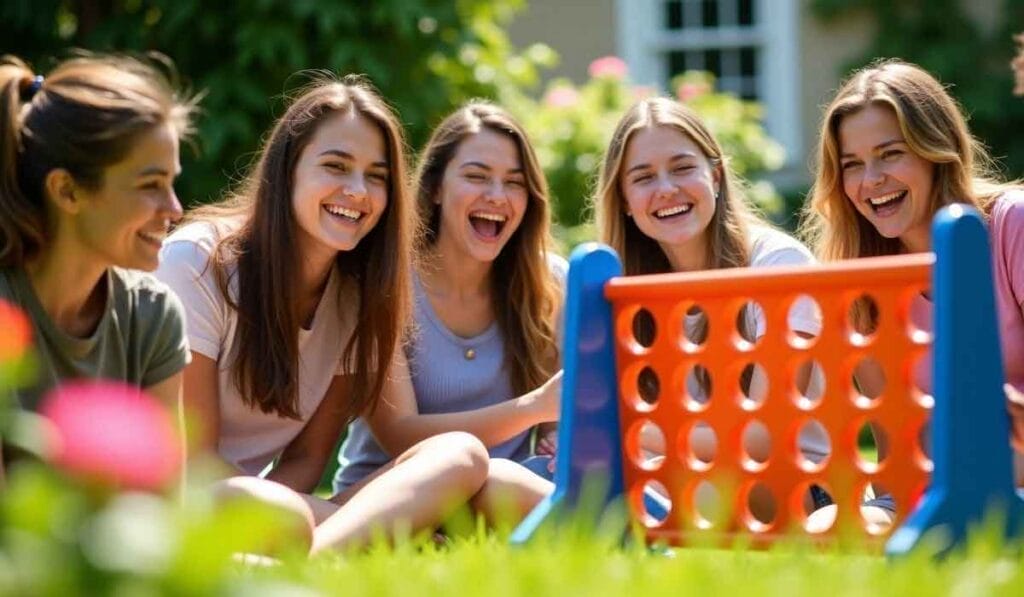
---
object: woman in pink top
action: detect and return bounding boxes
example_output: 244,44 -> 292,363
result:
804,60 -> 1024,486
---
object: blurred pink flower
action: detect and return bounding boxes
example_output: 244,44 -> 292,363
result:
543,85 -> 580,108
0,299 -> 32,362
588,56 -> 628,80
676,80 -> 711,102
40,381 -> 183,492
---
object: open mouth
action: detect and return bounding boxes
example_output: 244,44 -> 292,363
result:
468,212 -> 507,240
653,204 -> 694,220
323,204 -> 363,223
868,191 -> 907,215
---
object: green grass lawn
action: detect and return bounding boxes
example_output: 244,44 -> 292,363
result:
246,528 -> 1024,596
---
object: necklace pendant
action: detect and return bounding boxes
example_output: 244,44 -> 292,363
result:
464,348 -> 476,360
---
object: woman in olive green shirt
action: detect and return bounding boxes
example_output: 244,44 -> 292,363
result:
0,54 -> 196,468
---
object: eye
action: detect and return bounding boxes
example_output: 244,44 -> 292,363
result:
506,178 -> 526,188
139,180 -> 163,191
369,171 -> 389,184
840,161 -> 862,171
323,162 -> 349,173
881,149 -> 902,160
465,172 -> 487,182
672,165 -> 695,174
631,173 -> 654,184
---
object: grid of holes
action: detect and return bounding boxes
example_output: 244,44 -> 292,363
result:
615,287 -> 933,538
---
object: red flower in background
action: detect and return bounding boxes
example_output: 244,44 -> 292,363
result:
40,381 -> 183,492
0,299 -> 32,362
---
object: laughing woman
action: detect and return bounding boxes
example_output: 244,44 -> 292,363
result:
803,60 -> 1024,487
0,55 -> 194,475
156,76 -> 492,554
334,102 -> 562,522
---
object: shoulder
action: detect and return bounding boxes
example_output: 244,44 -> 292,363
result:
545,252 -> 569,286
159,222 -> 221,266
748,225 -> 816,268
110,268 -> 186,323
990,189 -> 1024,225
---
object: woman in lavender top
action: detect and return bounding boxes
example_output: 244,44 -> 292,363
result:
335,102 -> 563,520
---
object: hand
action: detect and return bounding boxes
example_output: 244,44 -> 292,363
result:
533,369 -> 563,422
536,428 -> 558,457
1006,383 -> 1024,453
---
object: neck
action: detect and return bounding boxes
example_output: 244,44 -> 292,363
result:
660,236 -> 709,272
899,225 -> 932,255
295,235 -> 337,323
421,233 -> 492,299
25,234 -> 109,335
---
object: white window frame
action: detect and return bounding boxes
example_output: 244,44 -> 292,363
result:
616,0 -> 801,172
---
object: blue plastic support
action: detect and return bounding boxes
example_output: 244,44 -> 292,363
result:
511,243 -> 624,544
887,205 -> 1024,556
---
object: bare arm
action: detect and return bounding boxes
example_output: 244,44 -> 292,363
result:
265,375 -> 353,494
180,352 -> 243,477
366,356 -> 562,457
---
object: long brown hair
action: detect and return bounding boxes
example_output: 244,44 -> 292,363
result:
0,53 -> 195,267
189,75 -> 414,421
413,101 -> 560,395
595,97 -> 764,277
803,59 -> 1019,261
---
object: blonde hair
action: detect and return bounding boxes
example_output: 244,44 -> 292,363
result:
413,101 -> 560,394
803,59 -> 1018,260
595,96 -> 767,276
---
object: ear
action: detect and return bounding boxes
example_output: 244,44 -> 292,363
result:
43,169 -> 85,216
711,162 -> 723,197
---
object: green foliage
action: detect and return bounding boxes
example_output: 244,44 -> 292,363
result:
506,63 -> 787,243
0,0 -> 552,206
810,0 -> 1024,179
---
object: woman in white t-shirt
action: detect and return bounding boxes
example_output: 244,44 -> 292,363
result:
156,76 -> 491,555
593,96 -> 827,525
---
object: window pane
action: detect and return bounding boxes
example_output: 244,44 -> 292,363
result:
704,49 -> 722,77
738,0 -> 754,26
665,0 -> 684,30
668,50 -> 687,76
740,46 -> 757,77
702,0 -> 719,28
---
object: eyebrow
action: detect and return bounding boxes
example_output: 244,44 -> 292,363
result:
460,161 -> 523,174
138,166 -> 179,178
840,139 -> 904,159
318,149 -> 388,169
625,152 -> 698,175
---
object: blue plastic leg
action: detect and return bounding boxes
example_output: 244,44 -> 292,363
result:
511,243 -> 624,544
887,205 -> 1024,556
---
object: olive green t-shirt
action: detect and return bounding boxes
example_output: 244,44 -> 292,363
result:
0,267 -> 190,411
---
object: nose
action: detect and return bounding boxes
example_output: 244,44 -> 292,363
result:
165,188 -> 184,223
344,175 -> 368,201
863,160 -> 885,189
485,179 -> 507,203
655,173 -> 676,197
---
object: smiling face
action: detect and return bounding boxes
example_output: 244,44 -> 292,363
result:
838,103 -> 936,252
619,124 -> 720,263
72,122 -> 183,272
434,128 -> 528,263
291,109 -> 389,265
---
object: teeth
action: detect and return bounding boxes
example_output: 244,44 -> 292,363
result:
324,205 -> 361,220
470,212 -> 507,222
869,191 -> 904,206
655,204 -> 692,218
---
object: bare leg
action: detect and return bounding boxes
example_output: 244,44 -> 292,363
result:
310,431 -> 489,554
209,476 -> 317,554
469,458 -> 553,526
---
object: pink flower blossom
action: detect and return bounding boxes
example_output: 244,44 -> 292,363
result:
543,85 -> 580,108
676,81 -> 711,102
40,381 -> 183,492
588,56 -> 628,80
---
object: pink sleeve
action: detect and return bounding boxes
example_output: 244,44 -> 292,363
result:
993,194 -> 1024,311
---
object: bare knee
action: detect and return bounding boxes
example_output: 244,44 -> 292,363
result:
471,458 -> 553,524
210,476 -> 315,554
413,432 -> 489,496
